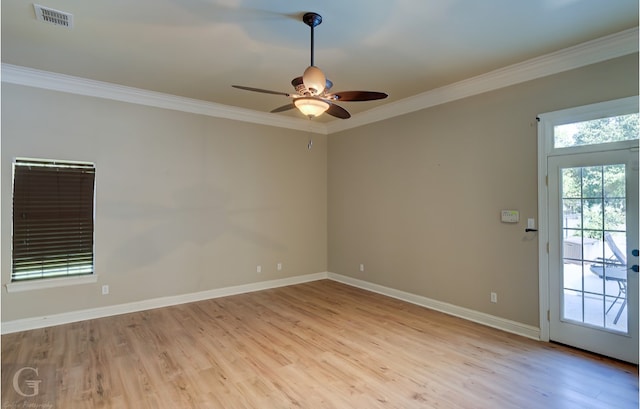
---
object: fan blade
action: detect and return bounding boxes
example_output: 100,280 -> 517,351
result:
326,103 -> 351,119
329,91 -> 388,102
232,85 -> 290,97
271,104 -> 295,113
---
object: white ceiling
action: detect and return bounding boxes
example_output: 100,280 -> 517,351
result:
2,0 -> 638,123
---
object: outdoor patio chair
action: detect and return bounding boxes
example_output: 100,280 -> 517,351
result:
589,233 -> 627,325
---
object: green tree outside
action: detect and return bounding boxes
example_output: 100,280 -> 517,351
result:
559,113 -> 638,240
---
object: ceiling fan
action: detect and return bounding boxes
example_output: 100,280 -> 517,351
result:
232,12 -> 388,120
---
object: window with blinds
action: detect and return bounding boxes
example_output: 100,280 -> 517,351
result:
12,158 -> 95,282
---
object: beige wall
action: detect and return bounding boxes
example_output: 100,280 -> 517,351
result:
1,84 -> 327,321
2,53 -> 637,327
327,54 -> 638,327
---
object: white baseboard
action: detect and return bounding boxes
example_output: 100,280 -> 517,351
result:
328,273 -> 541,340
1,272 -> 540,341
1,273 -> 328,334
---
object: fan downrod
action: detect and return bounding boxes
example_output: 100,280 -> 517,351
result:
303,12 -> 322,28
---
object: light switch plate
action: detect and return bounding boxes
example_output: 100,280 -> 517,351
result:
501,210 -> 519,223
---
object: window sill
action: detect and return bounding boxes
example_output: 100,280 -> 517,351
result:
5,274 -> 98,293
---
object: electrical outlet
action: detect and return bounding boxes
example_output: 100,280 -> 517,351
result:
277,262 -> 282,271
102,285 -> 109,295
490,292 -> 497,303
257,265 -> 262,274
359,264 -> 365,272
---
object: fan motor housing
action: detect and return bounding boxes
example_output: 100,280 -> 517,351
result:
291,76 -> 333,96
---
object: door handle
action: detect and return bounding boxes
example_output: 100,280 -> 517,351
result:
631,265 -> 639,273
632,249 -> 639,257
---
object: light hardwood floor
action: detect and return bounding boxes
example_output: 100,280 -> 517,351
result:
2,280 -> 638,408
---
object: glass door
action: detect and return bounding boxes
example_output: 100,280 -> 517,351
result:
548,149 -> 638,363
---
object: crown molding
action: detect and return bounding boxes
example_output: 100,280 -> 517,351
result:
0,64 -> 328,135
327,27 -> 639,134
2,27 -> 637,135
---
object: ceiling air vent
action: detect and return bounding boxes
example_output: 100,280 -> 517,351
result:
33,4 -> 73,28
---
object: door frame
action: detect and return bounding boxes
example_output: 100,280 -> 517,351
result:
537,96 -> 639,343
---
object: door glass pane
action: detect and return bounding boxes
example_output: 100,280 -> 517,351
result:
561,165 -> 628,333
554,113 -> 639,148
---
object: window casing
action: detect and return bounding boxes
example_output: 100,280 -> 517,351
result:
12,158 -> 95,282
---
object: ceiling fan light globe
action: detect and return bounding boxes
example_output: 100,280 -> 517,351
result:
294,97 -> 330,118
303,65 -> 326,95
